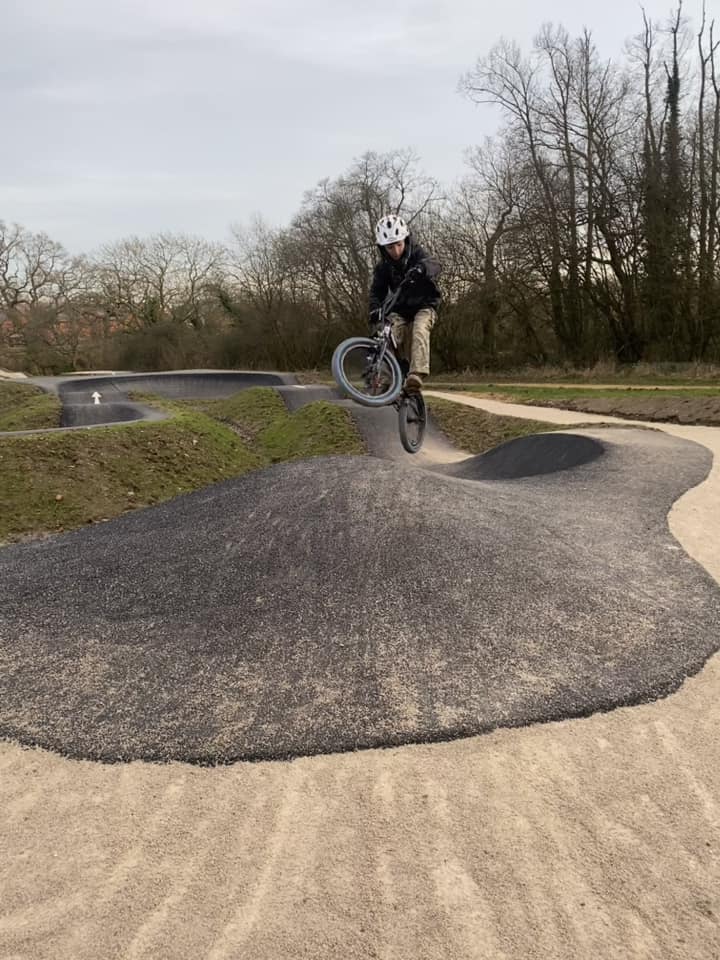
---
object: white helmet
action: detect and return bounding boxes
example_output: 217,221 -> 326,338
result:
375,214 -> 409,246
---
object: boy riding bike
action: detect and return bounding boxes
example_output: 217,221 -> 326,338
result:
369,214 -> 442,393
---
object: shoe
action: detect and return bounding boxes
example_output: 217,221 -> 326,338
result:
404,372 -> 424,393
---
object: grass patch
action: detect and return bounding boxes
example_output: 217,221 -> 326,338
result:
1,388 -> 363,544
0,382 -> 61,431
294,369 -> 720,397
261,402 -> 365,460
0,410 -> 262,543
423,360 -> 720,387
563,362 -> 720,384
193,388 -> 289,436
427,397 -> 580,454
176,387 -> 364,461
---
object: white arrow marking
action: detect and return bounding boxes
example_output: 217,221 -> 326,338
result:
92,391 -> 102,404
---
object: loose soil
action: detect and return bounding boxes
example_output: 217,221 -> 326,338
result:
525,393 -> 720,425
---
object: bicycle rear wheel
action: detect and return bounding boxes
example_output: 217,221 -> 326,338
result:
398,391 -> 426,453
331,337 -> 403,407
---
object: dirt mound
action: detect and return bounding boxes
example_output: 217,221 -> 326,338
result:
538,394 -> 720,425
444,432 -> 604,480
1,431 -> 718,764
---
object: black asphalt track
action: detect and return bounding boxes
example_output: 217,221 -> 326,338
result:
60,401 -> 152,427
1,405 -> 719,763
27,370 -> 298,428
443,432 -> 605,479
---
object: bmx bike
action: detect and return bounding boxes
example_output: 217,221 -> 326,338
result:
331,281 -> 427,454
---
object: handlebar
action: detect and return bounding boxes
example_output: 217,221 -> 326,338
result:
381,270 -> 417,314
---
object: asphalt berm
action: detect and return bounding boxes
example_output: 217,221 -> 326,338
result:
1,402 -> 718,762
30,370 -> 298,428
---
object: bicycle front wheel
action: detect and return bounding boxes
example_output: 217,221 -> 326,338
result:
398,391 -> 427,453
331,337 -> 403,407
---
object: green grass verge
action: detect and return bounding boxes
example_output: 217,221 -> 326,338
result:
294,370 -> 720,397
195,388 -> 289,435
0,388 -> 363,544
0,410 -> 262,543
171,388 -> 365,462
429,375 -> 720,388
0,382 -> 61,431
427,397 -> 580,454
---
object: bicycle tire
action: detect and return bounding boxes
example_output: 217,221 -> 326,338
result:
331,336 -> 403,407
398,391 -> 427,453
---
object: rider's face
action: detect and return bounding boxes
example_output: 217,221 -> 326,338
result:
385,239 -> 405,260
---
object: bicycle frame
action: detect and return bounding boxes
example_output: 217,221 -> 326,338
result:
370,280 -> 409,372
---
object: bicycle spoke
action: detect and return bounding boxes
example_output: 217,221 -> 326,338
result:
338,343 -> 398,402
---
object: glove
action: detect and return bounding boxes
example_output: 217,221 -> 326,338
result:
405,264 -> 425,284
368,309 -> 381,335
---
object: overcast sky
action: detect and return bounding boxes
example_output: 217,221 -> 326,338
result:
2,0 -> 688,253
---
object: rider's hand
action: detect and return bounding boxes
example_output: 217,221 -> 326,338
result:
405,264 -> 425,283
368,309 -> 381,335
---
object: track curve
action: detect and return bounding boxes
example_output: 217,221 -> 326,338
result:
1,422 -> 717,762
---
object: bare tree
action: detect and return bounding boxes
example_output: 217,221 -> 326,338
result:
92,234 -> 226,328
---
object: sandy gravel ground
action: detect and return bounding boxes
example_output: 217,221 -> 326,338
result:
1,395 -> 719,960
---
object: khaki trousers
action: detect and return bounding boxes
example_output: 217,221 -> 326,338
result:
389,308 -> 436,376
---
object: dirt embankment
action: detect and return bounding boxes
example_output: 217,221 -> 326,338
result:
530,394 -> 720,425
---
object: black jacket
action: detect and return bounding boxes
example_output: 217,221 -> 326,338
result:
369,235 -> 441,321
